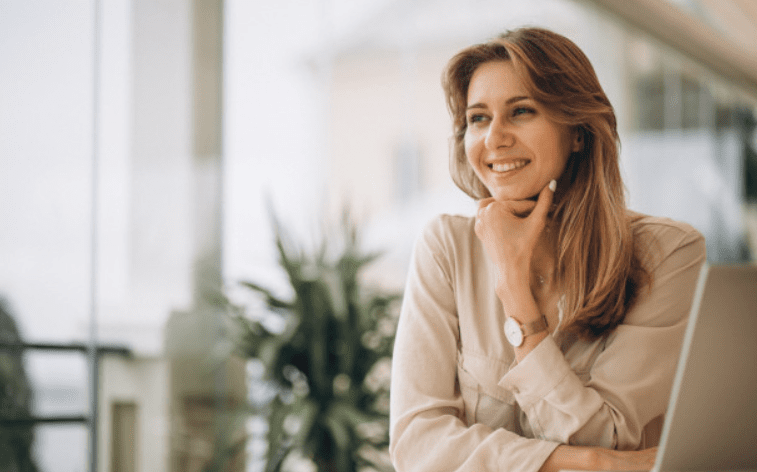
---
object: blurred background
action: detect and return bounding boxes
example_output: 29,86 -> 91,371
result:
1,0 -> 756,470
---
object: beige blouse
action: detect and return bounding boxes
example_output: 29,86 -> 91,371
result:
389,212 -> 706,472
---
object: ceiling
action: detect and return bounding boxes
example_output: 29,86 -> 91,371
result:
589,0 -> 757,97
690,0 -> 757,53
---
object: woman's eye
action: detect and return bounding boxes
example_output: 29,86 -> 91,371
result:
512,106 -> 534,117
467,114 -> 487,124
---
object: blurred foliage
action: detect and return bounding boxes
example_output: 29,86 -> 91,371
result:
228,210 -> 400,472
0,297 -> 39,472
740,107 -> 757,202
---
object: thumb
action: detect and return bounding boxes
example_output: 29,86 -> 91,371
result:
478,197 -> 496,211
531,179 -> 556,223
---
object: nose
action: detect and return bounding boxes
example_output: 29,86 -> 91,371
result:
484,117 -> 515,149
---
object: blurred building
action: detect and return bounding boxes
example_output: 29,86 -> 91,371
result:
0,0 -> 755,471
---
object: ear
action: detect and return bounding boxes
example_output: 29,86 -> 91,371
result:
571,128 -> 583,153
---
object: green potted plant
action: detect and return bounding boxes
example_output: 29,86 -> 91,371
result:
230,211 -> 399,472
0,297 -> 40,472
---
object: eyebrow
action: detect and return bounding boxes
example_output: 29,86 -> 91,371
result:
466,96 -> 530,110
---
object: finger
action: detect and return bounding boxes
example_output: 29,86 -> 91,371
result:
530,179 -> 556,223
477,197 -> 497,221
478,197 -> 496,210
505,199 -> 537,218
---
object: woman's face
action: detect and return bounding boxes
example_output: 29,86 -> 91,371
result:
464,60 -> 578,202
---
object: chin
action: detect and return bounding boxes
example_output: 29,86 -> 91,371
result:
490,188 -> 539,202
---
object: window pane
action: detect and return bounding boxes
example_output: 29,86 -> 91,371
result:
0,1 -> 94,470
34,424 -> 89,472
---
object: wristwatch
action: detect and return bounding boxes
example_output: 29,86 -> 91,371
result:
504,315 -> 548,347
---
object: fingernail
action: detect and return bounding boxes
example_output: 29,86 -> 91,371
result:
549,179 -> 557,192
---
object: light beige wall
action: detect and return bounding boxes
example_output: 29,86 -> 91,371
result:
326,45 -> 465,219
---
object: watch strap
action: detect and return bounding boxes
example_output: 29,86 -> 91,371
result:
521,314 -> 549,336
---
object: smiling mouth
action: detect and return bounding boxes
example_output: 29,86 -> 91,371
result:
488,159 -> 530,173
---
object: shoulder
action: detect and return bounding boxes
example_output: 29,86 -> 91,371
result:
629,211 -> 706,270
418,213 -> 476,252
411,214 -> 479,280
622,212 -> 707,328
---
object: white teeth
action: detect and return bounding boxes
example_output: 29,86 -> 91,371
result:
491,160 -> 529,172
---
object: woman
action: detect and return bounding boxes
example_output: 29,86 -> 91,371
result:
389,28 -> 705,472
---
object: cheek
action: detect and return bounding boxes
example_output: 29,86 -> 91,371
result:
542,129 -> 572,170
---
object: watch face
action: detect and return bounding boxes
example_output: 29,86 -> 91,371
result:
504,317 -> 524,347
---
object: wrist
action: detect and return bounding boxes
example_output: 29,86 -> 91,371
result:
496,279 -> 541,323
495,271 -> 530,304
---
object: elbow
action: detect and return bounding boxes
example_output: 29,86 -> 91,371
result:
389,414 -> 453,472
388,415 -> 408,471
389,417 -> 418,472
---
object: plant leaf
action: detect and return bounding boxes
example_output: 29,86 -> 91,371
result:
239,281 -> 293,309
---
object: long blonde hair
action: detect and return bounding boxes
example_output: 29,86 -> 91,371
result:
442,27 -> 649,340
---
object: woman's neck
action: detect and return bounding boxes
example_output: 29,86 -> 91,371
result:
530,222 -> 559,293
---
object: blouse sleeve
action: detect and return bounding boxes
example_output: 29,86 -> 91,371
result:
498,221 -> 706,450
389,217 -> 560,472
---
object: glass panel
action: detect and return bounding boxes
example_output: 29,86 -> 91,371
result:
624,35 -> 755,262
33,424 -> 89,472
0,2 -> 94,342
0,1 -> 95,470
637,73 -> 667,131
26,352 -> 89,418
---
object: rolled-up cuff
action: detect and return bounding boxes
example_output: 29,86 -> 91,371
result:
498,336 -> 573,406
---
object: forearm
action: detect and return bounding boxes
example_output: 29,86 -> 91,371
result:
540,444 -> 658,472
391,413 -> 560,472
539,445 -> 596,472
